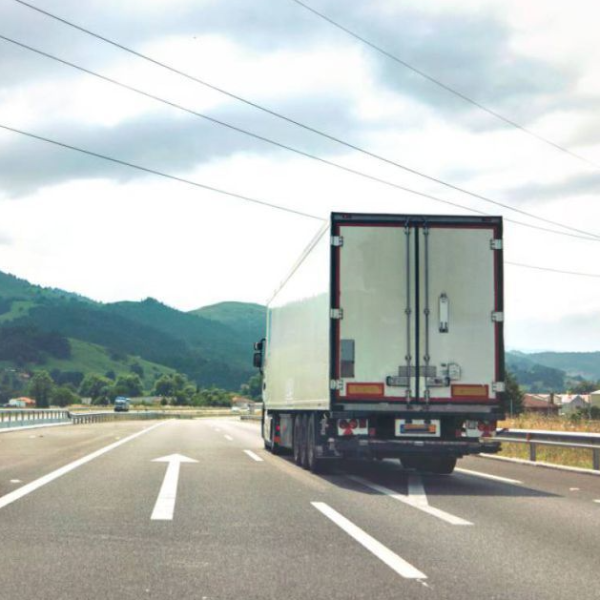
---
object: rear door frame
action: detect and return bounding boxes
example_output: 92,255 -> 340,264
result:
329,212 -> 504,408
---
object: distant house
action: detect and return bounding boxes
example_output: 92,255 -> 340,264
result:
7,396 -> 36,408
522,394 -> 559,415
590,390 -> 600,408
556,394 -> 589,415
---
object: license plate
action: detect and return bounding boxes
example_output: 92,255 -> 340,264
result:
395,419 -> 440,437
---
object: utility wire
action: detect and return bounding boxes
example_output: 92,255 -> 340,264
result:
0,124 -> 324,222
289,0 -> 600,173
2,122 -> 599,279
506,262 -> 600,278
11,0 -> 600,241
2,34 -> 596,244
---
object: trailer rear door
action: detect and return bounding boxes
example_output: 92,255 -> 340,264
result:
332,215 -> 503,407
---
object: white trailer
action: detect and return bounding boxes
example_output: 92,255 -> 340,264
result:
254,213 -> 504,474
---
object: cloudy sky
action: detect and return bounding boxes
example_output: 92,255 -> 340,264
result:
1,0 -> 600,351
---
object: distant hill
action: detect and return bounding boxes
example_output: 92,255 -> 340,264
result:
523,351 -> 600,381
506,351 -> 566,392
190,301 -> 266,342
0,270 -> 262,390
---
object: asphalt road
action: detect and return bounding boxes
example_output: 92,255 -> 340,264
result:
1,418 -> 599,600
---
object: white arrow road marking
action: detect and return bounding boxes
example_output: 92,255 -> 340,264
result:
455,468 -> 522,485
312,502 -> 427,580
348,475 -> 472,526
243,450 -> 263,462
151,454 -> 198,521
0,421 -> 168,511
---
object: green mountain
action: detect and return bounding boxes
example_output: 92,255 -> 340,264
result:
190,301 -> 266,342
522,351 -> 600,381
0,270 -> 263,390
506,351 -> 566,392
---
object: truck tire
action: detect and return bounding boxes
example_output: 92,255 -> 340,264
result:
306,414 -> 325,474
401,456 -> 456,475
300,415 -> 309,469
428,457 -> 456,475
293,415 -> 304,466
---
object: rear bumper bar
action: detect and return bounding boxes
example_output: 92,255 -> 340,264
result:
320,437 -> 501,459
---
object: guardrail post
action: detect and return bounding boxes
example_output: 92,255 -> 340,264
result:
529,442 -> 537,462
593,448 -> 600,471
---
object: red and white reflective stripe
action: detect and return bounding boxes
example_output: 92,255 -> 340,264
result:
337,418 -> 368,436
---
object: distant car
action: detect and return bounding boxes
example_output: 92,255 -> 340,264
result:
114,397 -> 130,412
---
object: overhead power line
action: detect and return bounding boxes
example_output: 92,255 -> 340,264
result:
0,124 -> 323,222
2,35 -> 597,244
288,0 -> 600,173
2,122 -> 599,279
506,262 -> 600,278
11,0 -> 600,242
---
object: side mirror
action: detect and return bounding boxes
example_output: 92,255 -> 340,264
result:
253,351 -> 263,369
254,339 -> 265,352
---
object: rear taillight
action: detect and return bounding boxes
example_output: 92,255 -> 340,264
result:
478,420 -> 497,437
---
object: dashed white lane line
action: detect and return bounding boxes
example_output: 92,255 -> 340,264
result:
311,501 -> 427,580
9,480 -> 21,484
0,421 -> 169,511
214,428 -> 221,432
243,450 -> 263,462
349,475 -> 472,526
455,468 -> 522,485
593,499 -> 600,504
224,435 -> 234,441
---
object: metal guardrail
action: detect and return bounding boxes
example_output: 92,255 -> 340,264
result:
0,409 -> 71,429
0,408 -> 234,430
240,414 -> 261,421
496,428 -> 600,471
69,410 -> 167,424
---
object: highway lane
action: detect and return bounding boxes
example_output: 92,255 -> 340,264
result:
0,417 -> 599,599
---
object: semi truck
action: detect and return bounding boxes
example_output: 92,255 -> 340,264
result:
253,212 -> 504,474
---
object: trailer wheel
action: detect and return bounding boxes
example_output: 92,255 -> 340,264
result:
306,414 -> 324,474
293,415 -> 304,466
300,415 -> 309,469
401,456 -> 456,475
428,457 -> 456,475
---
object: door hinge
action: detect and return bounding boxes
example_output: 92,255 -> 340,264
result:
330,379 -> 344,391
490,239 -> 503,250
491,311 -> 504,322
492,381 -> 506,392
331,236 -> 344,247
330,308 -> 344,320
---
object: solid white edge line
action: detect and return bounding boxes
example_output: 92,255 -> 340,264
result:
0,420 -> 169,510
224,435 -> 234,441
243,450 -> 263,462
311,502 -> 427,580
455,467 -> 522,485
348,476 -> 472,526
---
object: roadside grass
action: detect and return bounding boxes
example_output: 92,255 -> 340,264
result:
497,414 -> 600,470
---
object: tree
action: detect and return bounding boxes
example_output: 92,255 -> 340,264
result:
193,386 -> 232,407
51,385 -> 79,407
240,373 -> 262,401
153,374 -> 175,398
130,363 -> 144,378
79,373 -> 112,403
29,370 -> 54,408
504,371 -> 524,416
113,373 -> 143,398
